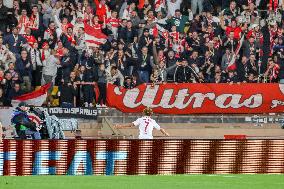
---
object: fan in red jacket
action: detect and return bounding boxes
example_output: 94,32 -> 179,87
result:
94,0 -> 110,22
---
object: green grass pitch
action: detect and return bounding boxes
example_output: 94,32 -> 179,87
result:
0,175 -> 284,189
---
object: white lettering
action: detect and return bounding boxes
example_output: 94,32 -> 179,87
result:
119,85 -> 263,110
174,90 -> 215,109
215,94 -> 262,109
141,85 -> 160,108
157,89 -> 176,108
122,88 -> 142,108
243,94 -> 262,108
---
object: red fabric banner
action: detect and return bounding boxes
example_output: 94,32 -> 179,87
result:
13,83 -> 51,101
106,83 -> 284,114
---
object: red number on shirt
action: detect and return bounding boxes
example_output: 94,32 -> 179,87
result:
144,120 -> 150,133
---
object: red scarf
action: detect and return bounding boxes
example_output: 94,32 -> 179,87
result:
56,48 -> 64,57
271,64 -> 280,80
29,13 -> 39,30
24,34 -> 36,46
18,15 -> 29,28
46,28 -> 54,36
269,0 -> 278,10
41,50 -> 45,61
169,31 -> 179,41
162,31 -> 169,40
67,34 -> 76,45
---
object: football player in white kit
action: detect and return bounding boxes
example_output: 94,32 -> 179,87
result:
115,107 -> 169,139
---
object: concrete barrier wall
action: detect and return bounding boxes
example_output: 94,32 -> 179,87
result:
1,139 -> 284,175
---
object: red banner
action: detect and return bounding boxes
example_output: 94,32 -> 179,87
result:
12,83 -> 51,107
106,83 -> 284,114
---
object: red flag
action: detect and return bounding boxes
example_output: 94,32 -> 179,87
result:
155,0 -> 166,11
12,83 -> 51,106
227,34 -> 245,71
84,22 -> 107,47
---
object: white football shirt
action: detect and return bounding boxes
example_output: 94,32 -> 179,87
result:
132,116 -> 161,139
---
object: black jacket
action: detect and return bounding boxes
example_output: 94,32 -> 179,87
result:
119,27 -> 138,44
166,58 -> 177,80
174,65 -> 196,83
279,58 -> 284,79
59,82 -> 76,104
11,108 -> 36,131
138,35 -> 154,52
137,53 -> 153,72
61,55 -> 73,80
82,69 -> 95,83
237,61 -> 257,82
0,4 -> 8,32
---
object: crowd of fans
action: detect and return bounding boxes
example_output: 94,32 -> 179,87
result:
0,0 -> 284,108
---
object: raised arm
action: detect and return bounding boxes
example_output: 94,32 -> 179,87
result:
53,14 -> 62,28
150,56 -> 156,68
70,13 -> 76,26
94,0 -> 100,7
118,71 -> 124,86
219,16 -> 227,31
188,9 -> 193,21
165,62 -> 178,72
160,128 -> 169,136
152,42 -> 159,64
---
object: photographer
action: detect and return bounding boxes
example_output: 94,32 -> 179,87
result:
11,102 -> 41,139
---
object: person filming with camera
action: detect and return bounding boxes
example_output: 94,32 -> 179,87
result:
11,102 -> 41,139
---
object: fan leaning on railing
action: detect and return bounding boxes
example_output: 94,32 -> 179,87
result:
17,106 -> 78,139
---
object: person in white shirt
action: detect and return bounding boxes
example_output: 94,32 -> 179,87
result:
3,0 -> 13,8
167,0 -> 182,17
115,107 -> 169,139
41,49 -> 61,86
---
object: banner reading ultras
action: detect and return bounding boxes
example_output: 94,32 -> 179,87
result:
1,140 -> 284,175
107,83 -> 284,114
